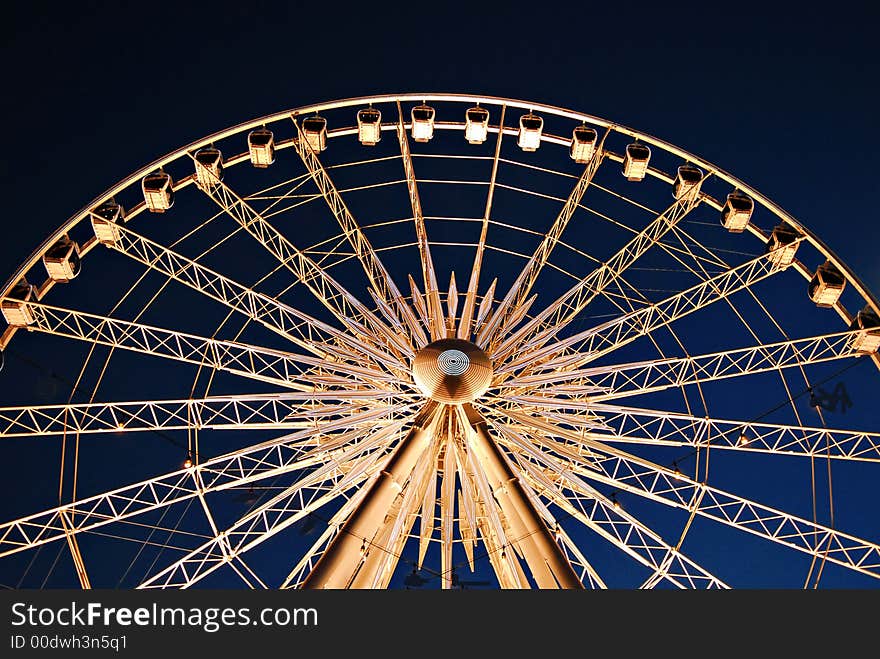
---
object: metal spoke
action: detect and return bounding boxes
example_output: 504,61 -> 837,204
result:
514,402 -> 880,463
396,101 -> 445,340
291,118 -> 428,347
486,188 -> 707,357
548,521 -> 607,589
0,392 -> 408,438
480,128 -> 610,348
449,436 -> 477,573
496,246 -> 796,375
460,105 -> 505,340
139,424 -> 398,589
0,405 -> 413,558
194,160 -> 413,359
4,299 -> 392,392
101,222 -> 404,372
512,330 -> 868,400
493,420 -> 726,588
567,439 -> 880,579
439,422 -> 456,589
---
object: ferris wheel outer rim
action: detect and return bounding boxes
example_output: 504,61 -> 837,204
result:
0,95 -> 878,588
2,92 -> 877,360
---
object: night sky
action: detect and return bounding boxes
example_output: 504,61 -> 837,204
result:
1,1 -> 878,589
3,1 -> 877,294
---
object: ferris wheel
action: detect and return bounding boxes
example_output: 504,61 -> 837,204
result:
1,93 -> 879,589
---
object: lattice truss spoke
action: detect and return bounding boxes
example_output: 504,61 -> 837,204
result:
495,247 -> 798,376
483,405 -> 880,579
190,156 -> 414,361
508,330 -> 867,400
1,94 -> 878,589
290,116 -> 428,348
482,409 -> 726,589
0,405 -> 414,558
4,299 -> 395,392
138,422 -> 402,589
97,222 -> 408,374
0,392 -> 411,438
504,401 -> 880,462
484,182 -> 708,359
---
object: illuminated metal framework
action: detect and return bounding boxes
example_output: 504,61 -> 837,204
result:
1,94 -> 879,590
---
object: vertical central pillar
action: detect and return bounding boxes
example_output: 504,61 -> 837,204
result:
302,402 -> 439,589
461,404 -> 583,589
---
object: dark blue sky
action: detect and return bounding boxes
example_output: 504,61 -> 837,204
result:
1,1 -> 878,589
2,1 -> 878,293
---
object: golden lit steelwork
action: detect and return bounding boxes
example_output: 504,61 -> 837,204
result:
412,339 -> 492,404
1,94 -> 879,591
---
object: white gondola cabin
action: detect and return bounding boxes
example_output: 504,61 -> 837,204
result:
194,147 -> 224,190
765,223 -> 800,267
43,235 -> 81,282
90,199 -> 126,245
808,261 -> 846,308
302,116 -> 328,153
673,164 -> 703,200
142,171 -> 174,212
411,104 -> 436,143
622,143 -> 651,181
464,106 -> 489,144
357,107 -> 382,145
248,128 -> 275,167
569,125 -> 598,163
849,306 -> 880,354
1,280 -> 35,327
721,192 -> 754,232
518,113 -> 543,151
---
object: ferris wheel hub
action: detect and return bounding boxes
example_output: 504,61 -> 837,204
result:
412,338 -> 492,404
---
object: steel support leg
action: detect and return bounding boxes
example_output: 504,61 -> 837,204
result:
302,402 -> 440,589
461,404 -> 583,589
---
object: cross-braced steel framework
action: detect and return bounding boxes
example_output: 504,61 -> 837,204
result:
1,94 -> 878,589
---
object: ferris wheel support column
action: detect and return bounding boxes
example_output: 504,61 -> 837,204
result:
459,404 -> 583,589
60,511 -> 91,589
302,402 -> 441,589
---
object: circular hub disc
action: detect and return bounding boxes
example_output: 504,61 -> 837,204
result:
412,338 -> 492,404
